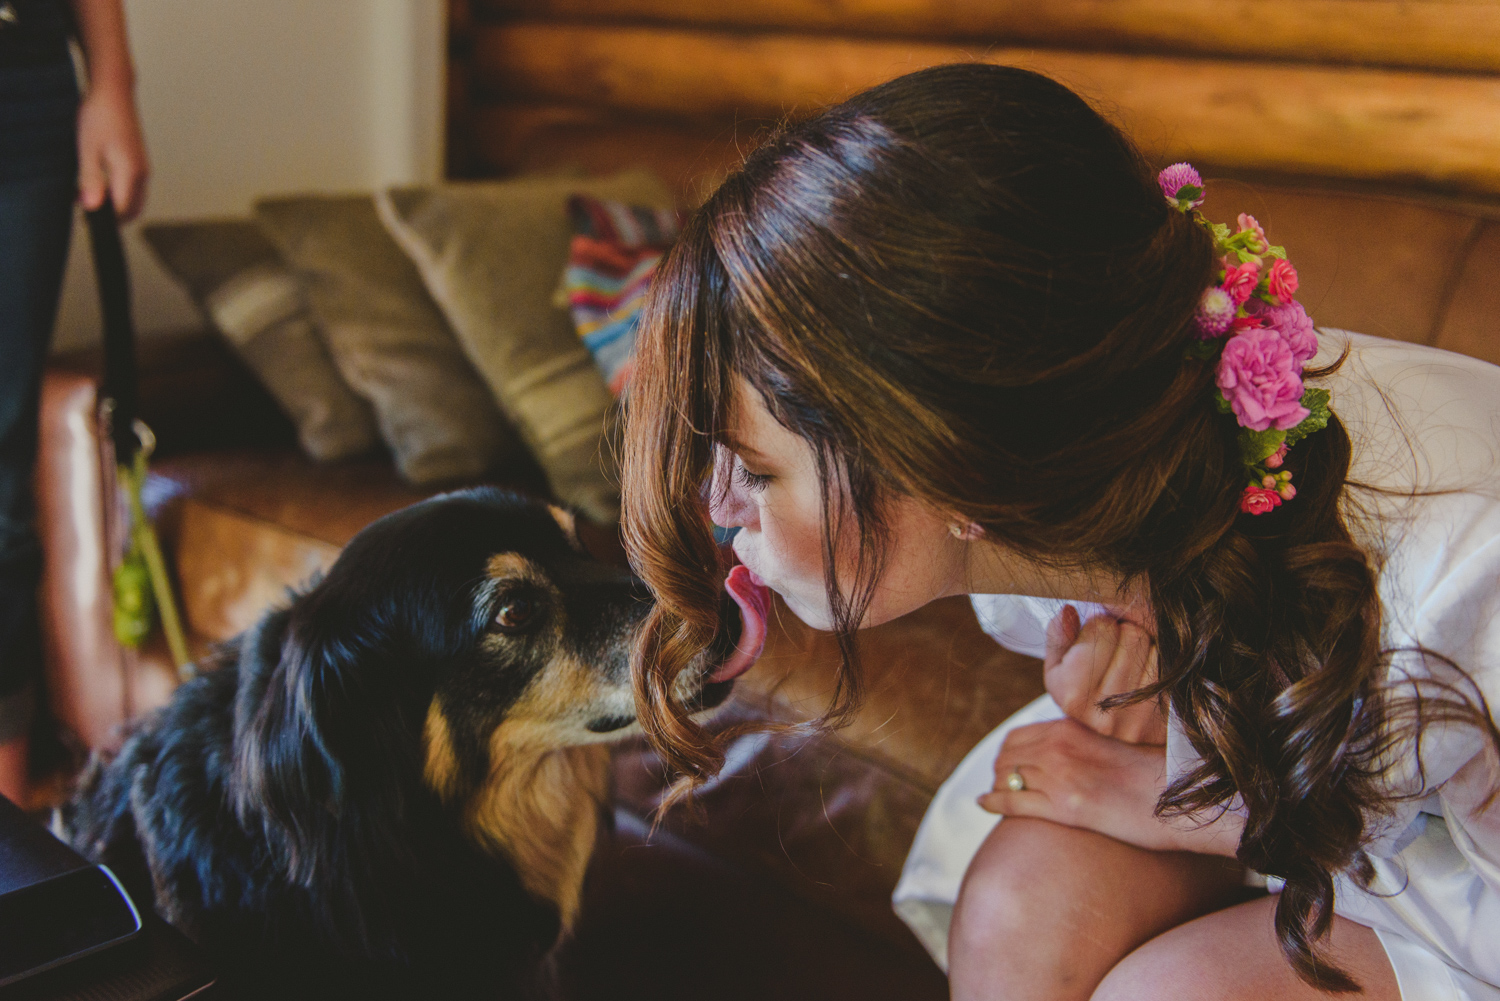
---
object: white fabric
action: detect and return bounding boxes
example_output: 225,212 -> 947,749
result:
893,332 -> 1500,997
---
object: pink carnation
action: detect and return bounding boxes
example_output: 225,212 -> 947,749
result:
1216,327 -> 1310,432
1266,258 -> 1299,304
1194,286 -> 1236,338
1221,261 -> 1261,306
1158,163 -> 1204,209
1240,486 -> 1283,515
1256,299 -> 1318,364
1236,214 -> 1269,254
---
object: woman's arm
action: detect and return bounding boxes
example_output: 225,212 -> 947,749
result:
69,0 -> 148,220
980,717 -> 1246,857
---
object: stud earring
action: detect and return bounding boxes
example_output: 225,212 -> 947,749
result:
949,522 -> 983,541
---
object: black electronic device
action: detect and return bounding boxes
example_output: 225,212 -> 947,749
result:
0,794 -> 143,991
0,865 -> 141,988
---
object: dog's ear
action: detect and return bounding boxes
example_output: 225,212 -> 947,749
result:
231,608 -> 429,960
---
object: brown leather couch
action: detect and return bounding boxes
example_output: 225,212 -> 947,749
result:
35,178 -> 1500,999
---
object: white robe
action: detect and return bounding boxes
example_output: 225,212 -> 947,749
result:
893,332 -> 1500,1001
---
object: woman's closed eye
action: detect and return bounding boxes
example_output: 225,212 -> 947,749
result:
734,459 -> 774,492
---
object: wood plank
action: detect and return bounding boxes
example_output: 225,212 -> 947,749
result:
469,104 -> 751,202
474,0 -> 1500,73
473,23 -> 1500,195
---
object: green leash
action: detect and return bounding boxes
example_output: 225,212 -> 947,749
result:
88,198 -> 193,682
110,421 -> 192,679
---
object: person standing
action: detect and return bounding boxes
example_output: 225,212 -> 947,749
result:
0,0 -> 147,804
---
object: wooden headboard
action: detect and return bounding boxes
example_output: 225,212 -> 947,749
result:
446,0 -> 1500,205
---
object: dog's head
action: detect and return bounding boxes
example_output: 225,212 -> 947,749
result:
228,488 -> 750,959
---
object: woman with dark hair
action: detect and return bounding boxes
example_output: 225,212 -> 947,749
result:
621,64 -> 1500,1000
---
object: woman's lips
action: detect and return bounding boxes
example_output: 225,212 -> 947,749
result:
709,565 -> 771,683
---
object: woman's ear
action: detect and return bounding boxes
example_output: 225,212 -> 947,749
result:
948,520 -> 985,541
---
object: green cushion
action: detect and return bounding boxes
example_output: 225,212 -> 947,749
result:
254,195 -> 520,486
376,169 -> 673,523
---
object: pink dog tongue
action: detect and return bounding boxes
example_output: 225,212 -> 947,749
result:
710,565 -> 771,683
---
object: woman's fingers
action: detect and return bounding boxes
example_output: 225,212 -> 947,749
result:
982,720 -> 1184,849
107,144 -> 148,219
77,142 -> 108,212
990,721 -> 1054,774
1044,612 -> 1119,719
76,91 -> 150,220
1043,609 -> 1166,742
977,786 -> 1050,814
1043,603 -> 1082,671
1094,623 -> 1167,742
983,725 -> 1063,814
1102,622 -> 1154,695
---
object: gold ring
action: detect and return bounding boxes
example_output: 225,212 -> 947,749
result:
1006,770 -> 1025,792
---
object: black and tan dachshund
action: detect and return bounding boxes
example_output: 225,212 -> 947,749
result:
59,487 -> 770,999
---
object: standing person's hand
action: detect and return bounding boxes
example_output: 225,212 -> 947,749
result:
70,0 -> 148,220
76,81 -> 147,220
1043,604 -> 1166,744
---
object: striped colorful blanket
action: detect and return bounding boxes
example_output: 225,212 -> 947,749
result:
562,195 -> 682,396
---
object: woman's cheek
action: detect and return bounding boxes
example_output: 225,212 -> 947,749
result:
758,499 -> 840,630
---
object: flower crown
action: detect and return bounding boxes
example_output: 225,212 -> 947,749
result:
1159,163 -> 1332,516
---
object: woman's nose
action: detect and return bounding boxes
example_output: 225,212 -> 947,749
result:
708,454 -> 755,529
708,480 -> 750,528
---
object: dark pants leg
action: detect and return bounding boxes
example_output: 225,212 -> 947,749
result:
0,172 -> 77,741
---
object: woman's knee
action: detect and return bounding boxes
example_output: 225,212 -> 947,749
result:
949,817 -> 1250,1001
1091,938 -> 1194,1001
950,818 -> 1081,951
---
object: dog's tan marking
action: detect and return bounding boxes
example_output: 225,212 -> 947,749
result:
422,700 -> 461,802
462,650 -> 613,928
547,505 -> 582,551
486,552 -> 542,583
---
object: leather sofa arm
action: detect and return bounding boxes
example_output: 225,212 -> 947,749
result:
48,329 -> 297,458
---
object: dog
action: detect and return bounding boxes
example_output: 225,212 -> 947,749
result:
60,488 -> 767,999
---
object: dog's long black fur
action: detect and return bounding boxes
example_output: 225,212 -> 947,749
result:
61,488 -> 692,999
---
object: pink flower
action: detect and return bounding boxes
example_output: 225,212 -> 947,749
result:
1266,258 -> 1299,304
1216,327 -> 1310,432
1158,163 -> 1204,210
1264,443 -> 1289,468
1256,299 -> 1318,364
1278,482 -> 1297,501
1240,486 -> 1283,515
1236,214 -> 1269,254
1194,286 -> 1236,338
1221,261 -> 1261,306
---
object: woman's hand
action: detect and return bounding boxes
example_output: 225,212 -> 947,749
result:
1044,604 -> 1166,744
70,0 -> 149,220
979,718 -> 1244,857
76,83 -> 148,220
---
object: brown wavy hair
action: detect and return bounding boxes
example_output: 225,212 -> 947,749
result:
621,63 -> 1498,990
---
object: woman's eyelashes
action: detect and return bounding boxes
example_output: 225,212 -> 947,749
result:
734,458 -> 774,492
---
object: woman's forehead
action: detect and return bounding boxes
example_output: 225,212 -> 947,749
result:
724,376 -> 810,465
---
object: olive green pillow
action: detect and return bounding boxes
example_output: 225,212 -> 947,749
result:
254,195 -> 520,485
141,220 -> 380,462
376,169 -> 673,523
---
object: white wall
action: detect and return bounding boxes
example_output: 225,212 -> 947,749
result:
52,0 -> 447,351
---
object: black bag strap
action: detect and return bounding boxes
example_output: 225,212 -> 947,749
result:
85,197 -> 139,464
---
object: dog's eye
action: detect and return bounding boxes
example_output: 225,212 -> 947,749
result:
494,596 -> 539,634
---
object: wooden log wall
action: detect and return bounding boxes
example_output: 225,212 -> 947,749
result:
448,0 -> 1500,202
